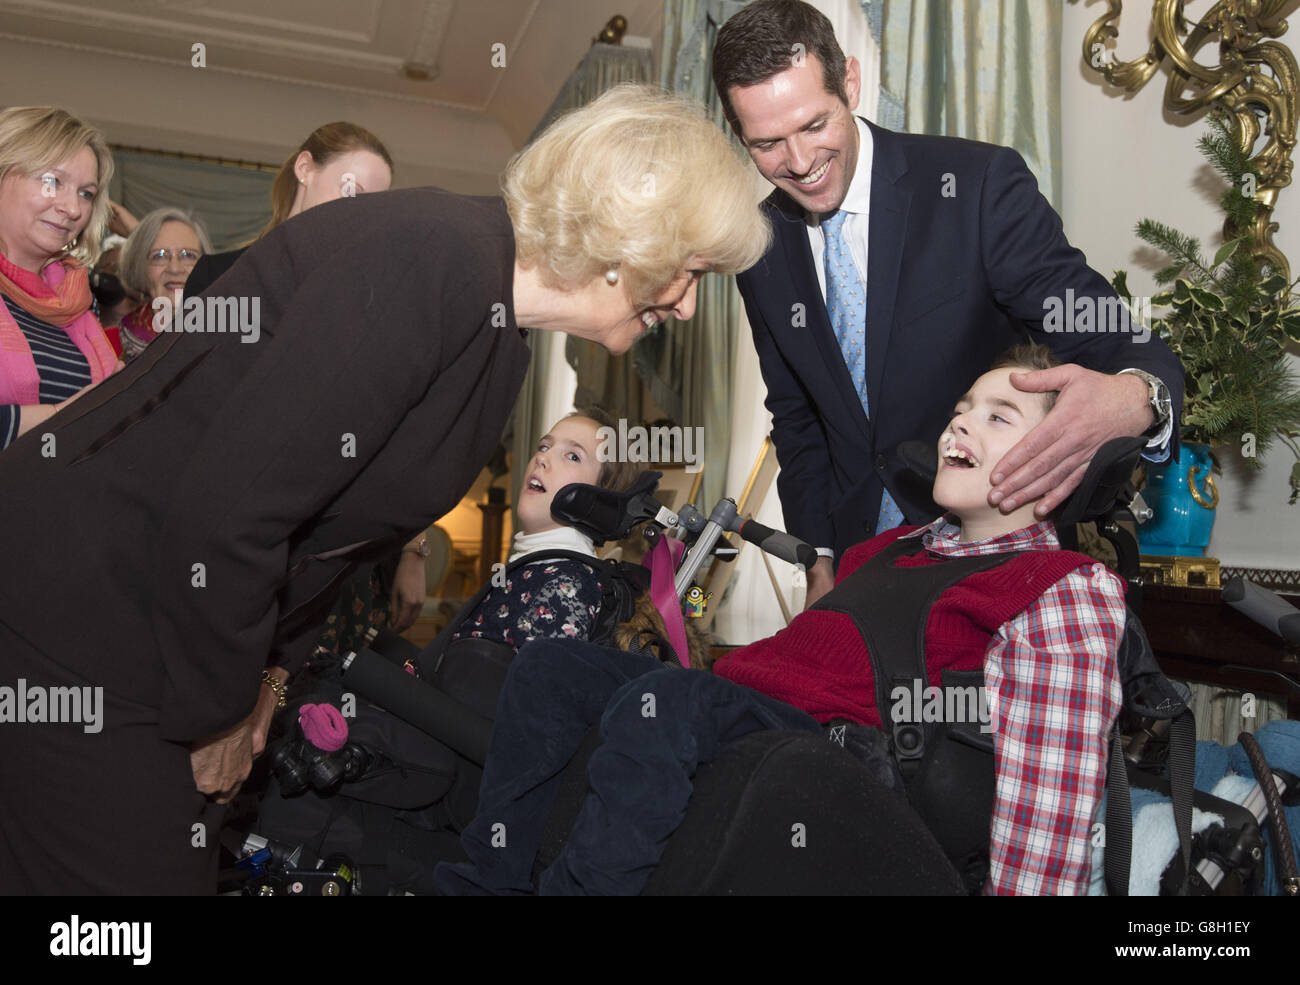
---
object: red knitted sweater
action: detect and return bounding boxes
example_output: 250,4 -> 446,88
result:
714,525 -> 1098,726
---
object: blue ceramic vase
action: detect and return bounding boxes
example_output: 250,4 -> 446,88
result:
1138,442 -> 1219,556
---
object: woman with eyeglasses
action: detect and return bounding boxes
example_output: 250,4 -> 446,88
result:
109,207 -> 213,359
0,106 -> 123,452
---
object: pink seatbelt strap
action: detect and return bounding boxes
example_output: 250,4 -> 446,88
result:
646,535 -> 690,668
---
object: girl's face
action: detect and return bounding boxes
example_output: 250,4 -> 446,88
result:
146,220 -> 202,302
291,149 -> 392,217
517,416 -> 604,534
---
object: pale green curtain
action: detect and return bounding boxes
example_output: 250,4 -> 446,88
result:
510,42 -> 654,532
642,0 -> 751,513
877,0 -> 1062,210
109,151 -> 273,252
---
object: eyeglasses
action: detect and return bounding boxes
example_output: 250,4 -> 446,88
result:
147,248 -> 202,265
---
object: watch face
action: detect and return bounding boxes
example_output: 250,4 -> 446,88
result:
1154,380 -> 1171,413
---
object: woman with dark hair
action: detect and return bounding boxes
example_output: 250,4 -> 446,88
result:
0,85 -> 771,894
184,121 -> 393,295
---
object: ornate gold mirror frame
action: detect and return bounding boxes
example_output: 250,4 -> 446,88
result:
1082,0 -> 1298,280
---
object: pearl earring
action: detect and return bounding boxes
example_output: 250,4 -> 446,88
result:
605,268 -> 619,285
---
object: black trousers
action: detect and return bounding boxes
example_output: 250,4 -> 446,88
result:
435,640 -> 821,895
0,619 -> 223,894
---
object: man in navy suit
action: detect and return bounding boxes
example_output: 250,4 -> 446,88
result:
713,0 -> 1182,605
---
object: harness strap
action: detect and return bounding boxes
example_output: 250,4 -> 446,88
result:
1105,727 -> 1134,895
1168,710 -> 1196,895
811,536 -> 1025,775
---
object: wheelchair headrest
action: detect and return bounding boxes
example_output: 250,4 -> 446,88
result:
550,470 -> 663,545
896,434 -> 1145,527
1054,435 -> 1146,528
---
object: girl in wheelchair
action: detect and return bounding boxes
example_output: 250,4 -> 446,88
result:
250,408 -> 646,888
435,344 -> 1129,895
446,406 -> 640,651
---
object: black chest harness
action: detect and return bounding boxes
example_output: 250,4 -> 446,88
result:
812,537 -> 1031,888
812,535 -> 1208,896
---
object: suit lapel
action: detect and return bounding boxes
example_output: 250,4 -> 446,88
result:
864,120 -> 911,423
768,191 -> 871,444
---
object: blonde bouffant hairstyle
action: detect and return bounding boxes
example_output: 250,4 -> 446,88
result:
0,106 -> 114,269
503,84 -> 771,308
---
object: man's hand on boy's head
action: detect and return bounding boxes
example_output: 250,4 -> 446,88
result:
988,365 -> 1153,516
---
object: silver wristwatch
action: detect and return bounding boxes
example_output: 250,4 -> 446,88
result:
1119,368 -> 1172,437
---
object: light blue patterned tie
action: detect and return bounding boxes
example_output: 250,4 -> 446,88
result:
821,210 -> 906,535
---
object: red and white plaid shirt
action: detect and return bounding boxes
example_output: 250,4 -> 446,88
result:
903,517 -> 1125,895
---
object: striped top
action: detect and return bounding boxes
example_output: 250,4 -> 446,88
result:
0,294 -> 92,450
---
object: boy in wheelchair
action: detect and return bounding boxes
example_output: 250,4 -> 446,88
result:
434,343 -> 1128,895
715,343 -> 1124,894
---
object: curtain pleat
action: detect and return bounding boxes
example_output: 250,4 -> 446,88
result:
650,0 -> 751,513
111,151 -> 273,252
879,0 -> 1062,210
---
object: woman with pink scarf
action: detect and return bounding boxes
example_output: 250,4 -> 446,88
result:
0,106 -> 122,451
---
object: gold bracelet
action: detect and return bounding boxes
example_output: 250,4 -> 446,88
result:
261,670 -> 287,709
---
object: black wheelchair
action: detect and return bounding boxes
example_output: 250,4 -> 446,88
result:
229,438 -> 1296,896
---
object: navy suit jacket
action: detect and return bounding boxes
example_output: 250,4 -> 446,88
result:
737,120 -> 1184,561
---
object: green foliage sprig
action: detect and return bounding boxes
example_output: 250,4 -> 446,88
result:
1113,112 -> 1300,503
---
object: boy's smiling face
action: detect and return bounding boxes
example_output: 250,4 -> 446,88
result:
933,367 -> 1051,526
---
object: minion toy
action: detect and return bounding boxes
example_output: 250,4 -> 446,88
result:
684,585 -> 712,618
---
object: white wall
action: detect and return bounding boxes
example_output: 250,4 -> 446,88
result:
1061,0 -> 1300,569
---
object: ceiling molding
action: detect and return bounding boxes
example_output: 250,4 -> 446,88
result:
0,0 -> 396,70
0,31 -> 483,110
406,0 -> 455,76
192,1 -> 383,46
484,0 -> 542,112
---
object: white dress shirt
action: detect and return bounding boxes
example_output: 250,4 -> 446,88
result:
806,117 -> 874,295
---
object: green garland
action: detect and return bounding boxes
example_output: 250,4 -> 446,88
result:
1112,112 -> 1300,504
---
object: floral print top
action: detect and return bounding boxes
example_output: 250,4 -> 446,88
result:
451,559 -> 604,650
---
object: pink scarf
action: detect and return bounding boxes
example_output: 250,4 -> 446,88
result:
0,253 -> 117,405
